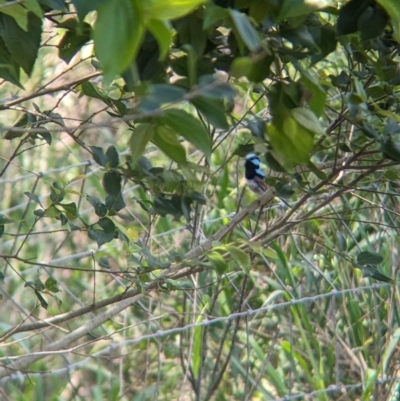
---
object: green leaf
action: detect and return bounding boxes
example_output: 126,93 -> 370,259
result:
25,192 -> 41,204
291,107 -> 324,136
71,0 -> 109,20
106,146 -> 119,168
103,171 -> 122,196
34,209 -> 45,217
153,125 -> 187,164
336,232 -> 347,252
34,289 -> 48,309
233,143 -> 257,158
381,137 -> 400,161
179,14 -> 207,58
152,84 -> 187,102
88,218 -> 116,247
147,19 -> 173,59
310,24 -> 337,65
0,214 -> 14,225
188,191 -> 207,204
352,262 -> 393,283
357,5 -> 388,41
45,277 -> 60,293
59,202 -> 78,218
226,244 -> 251,274
382,328 -> 400,373
268,117 -> 314,167
39,0 -> 67,11
86,195 -> 108,217
207,251 -> 228,274
80,82 -> 112,106
0,12 -> 42,75
129,124 -> 154,166
191,96 -> 229,129
153,195 -> 184,218
143,0 -> 207,20
192,317 -> 203,379
105,192 -> 126,213
97,217 -> 116,233
159,109 -> 211,160
24,0 -> 43,19
357,251 -> 384,266
44,205 -> 62,218
57,213 -> 68,226
58,20 -> 92,63
299,70 -> 327,117
203,3 -> 228,30
197,75 -> 236,100
306,161 -> 327,180
229,9 -> 261,52
376,0 -> 400,42
43,110 -> 64,126
230,56 -> 253,79
0,4 -> 28,31
337,0 -> 369,35
140,247 -> 170,269
50,182 -> 65,204
94,0 -> 144,82
276,0 -> 330,21
274,182 -> 294,200
36,128 -> 52,145
230,54 -> 274,83
363,369 -> 377,400
90,146 -> 108,166
138,84 -> 187,108
0,225 -> 4,238
0,36 -> 21,87
98,257 -> 110,268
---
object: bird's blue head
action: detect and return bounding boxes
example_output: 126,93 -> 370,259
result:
245,153 -> 266,179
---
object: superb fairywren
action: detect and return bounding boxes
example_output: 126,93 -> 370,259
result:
244,153 -> 268,194
244,153 -> 291,207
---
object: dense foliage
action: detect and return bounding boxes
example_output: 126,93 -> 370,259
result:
0,0 -> 400,400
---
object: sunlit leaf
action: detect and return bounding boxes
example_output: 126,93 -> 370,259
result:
94,0 -> 144,82
291,107 -> 324,136
226,244 -> 250,274
153,125 -> 187,164
59,202 -> 78,218
276,0 -> 331,21
45,277 -> 60,293
268,117 -> 314,167
147,19 -> 173,59
207,251 -> 228,274
143,0 -> 207,20
375,0 -> 400,42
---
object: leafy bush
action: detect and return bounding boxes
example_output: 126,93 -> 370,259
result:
0,0 -> 400,400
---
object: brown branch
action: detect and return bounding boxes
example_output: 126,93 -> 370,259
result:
0,72 -> 101,110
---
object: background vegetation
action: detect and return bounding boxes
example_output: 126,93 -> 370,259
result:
0,0 -> 400,400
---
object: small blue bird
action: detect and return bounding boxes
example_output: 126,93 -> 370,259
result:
244,153 -> 291,207
244,153 -> 268,195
